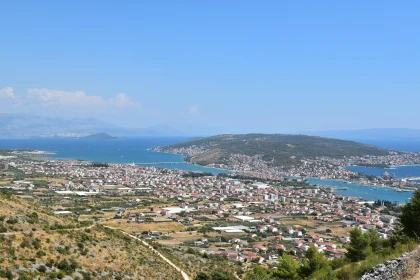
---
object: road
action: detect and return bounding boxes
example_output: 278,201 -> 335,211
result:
103,226 -> 190,280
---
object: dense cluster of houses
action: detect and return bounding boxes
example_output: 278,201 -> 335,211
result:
2,158 -> 400,264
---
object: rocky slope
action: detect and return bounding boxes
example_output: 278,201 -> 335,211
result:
360,246 -> 420,280
0,194 -> 182,280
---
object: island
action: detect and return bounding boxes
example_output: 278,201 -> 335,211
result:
154,133 -> 390,167
154,133 -> 420,183
81,133 -> 121,140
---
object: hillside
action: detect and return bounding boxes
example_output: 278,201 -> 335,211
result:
155,133 -> 391,167
0,194 -> 183,280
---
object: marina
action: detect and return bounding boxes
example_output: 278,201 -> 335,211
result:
307,178 -> 414,204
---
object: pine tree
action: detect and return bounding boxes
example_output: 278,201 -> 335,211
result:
345,227 -> 370,262
300,246 -> 328,278
400,190 -> 420,239
272,253 -> 300,279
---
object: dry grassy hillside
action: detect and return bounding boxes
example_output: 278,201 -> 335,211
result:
0,194 -> 183,280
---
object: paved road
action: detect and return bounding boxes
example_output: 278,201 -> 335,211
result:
104,226 -> 190,280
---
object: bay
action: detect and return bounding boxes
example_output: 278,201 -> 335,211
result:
346,165 -> 420,179
0,137 -> 228,174
307,178 -> 413,204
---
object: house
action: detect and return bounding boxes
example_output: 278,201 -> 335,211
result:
285,226 -> 294,235
215,251 -> 239,261
310,234 -> 324,243
239,240 -> 249,247
230,237 -> 241,244
274,235 -> 284,240
227,253 -> 239,261
253,244 -> 267,252
264,253 -> 278,260
323,242 -> 337,249
128,213 -> 137,221
174,216 -> 184,222
297,244 -> 309,252
242,251 -> 258,261
272,244 -> 286,252
293,231 -> 303,237
257,225 -> 267,233
334,251 -> 345,258
339,237 -> 351,244
265,217 -> 275,223
201,237 -> 208,243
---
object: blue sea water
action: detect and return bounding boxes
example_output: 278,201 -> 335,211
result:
0,137 -> 228,174
346,165 -> 420,179
307,178 -> 413,204
0,137 -> 419,203
352,139 -> 420,153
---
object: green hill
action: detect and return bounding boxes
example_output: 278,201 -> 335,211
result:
156,134 -> 391,167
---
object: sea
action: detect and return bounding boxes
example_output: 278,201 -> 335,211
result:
0,137 -> 227,174
0,137 -> 419,204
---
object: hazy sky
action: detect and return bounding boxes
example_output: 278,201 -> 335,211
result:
1,1 -> 419,134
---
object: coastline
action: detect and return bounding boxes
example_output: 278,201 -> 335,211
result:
2,143 -> 416,203
151,149 -> 419,191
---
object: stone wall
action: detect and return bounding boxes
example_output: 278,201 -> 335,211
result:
360,246 -> 420,280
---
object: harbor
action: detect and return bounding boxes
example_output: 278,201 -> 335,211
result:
307,178 -> 414,204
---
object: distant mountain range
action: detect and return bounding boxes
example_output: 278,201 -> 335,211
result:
0,114 -> 185,137
2,114 -> 419,141
306,128 -> 420,141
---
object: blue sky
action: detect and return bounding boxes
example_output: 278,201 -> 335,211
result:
0,0 -> 419,134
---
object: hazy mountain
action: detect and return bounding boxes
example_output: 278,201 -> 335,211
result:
0,114 -> 184,137
81,133 -> 120,140
306,128 -> 420,141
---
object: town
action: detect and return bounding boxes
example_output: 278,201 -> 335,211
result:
0,150 -> 404,273
157,145 -> 420,190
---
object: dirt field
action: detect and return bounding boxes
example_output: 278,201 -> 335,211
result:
281,218 -> 318,228
24,177 -> 69,184
306,222 -> 353,238
101,219 -> 185,233
156,239 -> 183,246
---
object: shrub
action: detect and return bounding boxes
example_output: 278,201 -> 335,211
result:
37,265 -> 47,273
